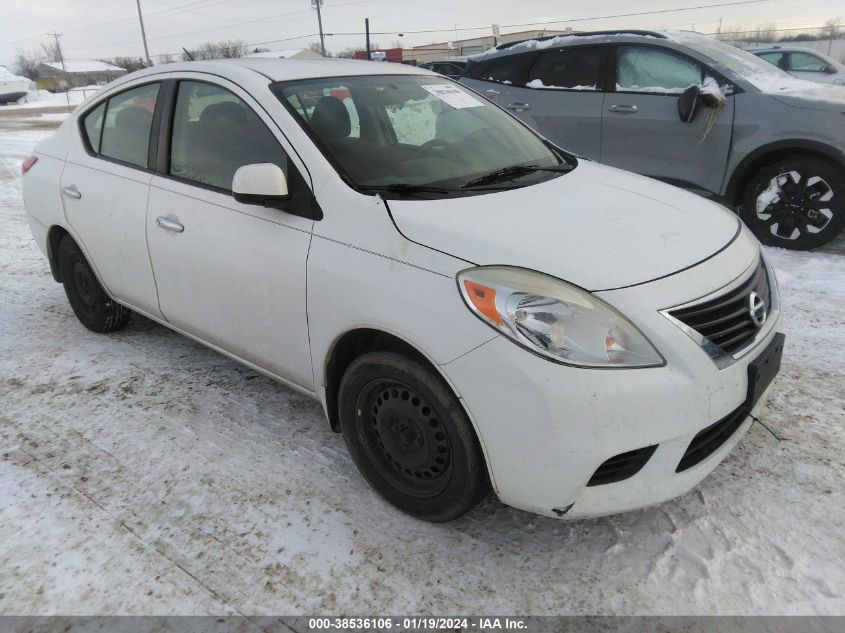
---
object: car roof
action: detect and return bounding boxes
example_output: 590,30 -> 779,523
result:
130,57 -> 436,82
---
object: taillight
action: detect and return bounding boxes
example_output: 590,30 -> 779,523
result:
22,156 -> 38,174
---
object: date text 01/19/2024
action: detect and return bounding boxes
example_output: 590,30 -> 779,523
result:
307,617 -> 528,630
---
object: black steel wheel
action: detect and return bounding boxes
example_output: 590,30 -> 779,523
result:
338,350 -> 489,522
740,156 -> 845,250
58,236 -> 131,333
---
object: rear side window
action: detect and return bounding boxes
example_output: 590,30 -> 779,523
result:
82,102 -> 105,152
527,47 -> 603,90
616,47 -> 703,93
758,51 -> 786,69
467,52 -> 535,85
99,83 -> 160,167
169,81 -> 288,191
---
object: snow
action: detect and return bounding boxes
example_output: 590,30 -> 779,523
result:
470,32 -> 659,61
526,79 -> 596,90
41,60 -> 125,74
0,65 -> 29,83
1,116 -> 844,615
0,87 -> 100,109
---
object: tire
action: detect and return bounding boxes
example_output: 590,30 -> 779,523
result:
338,350 -> 489,522
58,236 -> 131,333
740,155 -> 845,250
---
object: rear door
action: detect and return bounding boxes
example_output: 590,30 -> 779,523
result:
600,45 -> 735,195
61,81 -> 163,318
145,77 -> 315,388
507,45 -> 606,158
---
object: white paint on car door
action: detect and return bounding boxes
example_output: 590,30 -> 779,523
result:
145,78 -> 314,389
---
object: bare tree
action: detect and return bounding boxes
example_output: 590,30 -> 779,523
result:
40,39 -> 62,63
308,41 -> 332,57
823,17 -> 842,40
105,56 -> 151,73
13,48 -> 42,80
251,47 -> 270,54
182,39 -> 246,61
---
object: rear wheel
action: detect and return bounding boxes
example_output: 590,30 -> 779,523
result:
740,156 -> 845,250
58,236 -> 131,333
338,351 -> 489,522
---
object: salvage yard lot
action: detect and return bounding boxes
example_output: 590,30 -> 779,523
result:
1,111 -> 843,615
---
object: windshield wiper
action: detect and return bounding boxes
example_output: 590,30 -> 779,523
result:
460,164 -> 572,189
359,183 -> 456,196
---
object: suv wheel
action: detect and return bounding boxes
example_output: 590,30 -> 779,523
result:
338,351 -> 489,522
740,156 -> 844,250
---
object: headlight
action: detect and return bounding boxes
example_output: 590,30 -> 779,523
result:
457,266 -> 664,368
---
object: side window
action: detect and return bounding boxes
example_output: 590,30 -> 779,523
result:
82,102 -> 105,152
170,81 -> 288,191
527,47 -> 603,90
470,53 -> 534,85
758,51 -> 786,69
99,83 -> 160,167
616,47 -> 703,93
788,52 -> 827,72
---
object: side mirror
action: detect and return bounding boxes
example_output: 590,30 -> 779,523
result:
232,163 -> 289,207
824,65 -> 837,74
677,85 -> 701,123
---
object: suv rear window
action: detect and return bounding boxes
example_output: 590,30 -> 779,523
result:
465,52 -> 535,85
527,47 -> 603,90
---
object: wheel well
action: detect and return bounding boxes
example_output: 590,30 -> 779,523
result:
46,225 -> 71,282
324,329 -> 437,433
726,146 -> 845,208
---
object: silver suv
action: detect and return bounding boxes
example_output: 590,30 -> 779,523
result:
460,30 -> 845,250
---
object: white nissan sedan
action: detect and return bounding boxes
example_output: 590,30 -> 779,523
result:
21,59 -> 784,522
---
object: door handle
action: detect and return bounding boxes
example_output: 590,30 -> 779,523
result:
608,104 -> 639,113
62,185 -> 81,200
155,216 -> 184,233
505,102 -> 531,111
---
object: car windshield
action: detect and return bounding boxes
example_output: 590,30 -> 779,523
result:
670,31 -> 795,90
273,75 -> 568,196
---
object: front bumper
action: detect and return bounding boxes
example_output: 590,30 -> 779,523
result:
440,229 -> 784,519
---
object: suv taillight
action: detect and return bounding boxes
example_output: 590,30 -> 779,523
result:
22,156 -> 38,174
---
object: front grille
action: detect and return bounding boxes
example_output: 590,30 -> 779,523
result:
587,445 -> 657,486
676,405 -> 748,472
669,259 -> 770,356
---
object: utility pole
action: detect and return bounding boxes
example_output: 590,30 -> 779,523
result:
135,0 -> 152,66
48,32 -> 70,109
313,0 -> 326,57
716,17 -> 723,38
365,18 -> 371,60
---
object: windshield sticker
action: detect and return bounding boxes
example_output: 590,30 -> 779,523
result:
421,84 -> 483,109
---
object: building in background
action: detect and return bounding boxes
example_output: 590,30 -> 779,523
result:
352,47 -> 404,63
409,29 -> 571,63
35,61 -> 126,91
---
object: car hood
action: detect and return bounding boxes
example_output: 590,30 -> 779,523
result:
388,162 -> 740,291
749,76 -> 845,111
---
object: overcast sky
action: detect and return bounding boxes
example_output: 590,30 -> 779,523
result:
1,0 -> 842,66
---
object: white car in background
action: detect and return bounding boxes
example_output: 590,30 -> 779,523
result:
750,46 -> 845,85
21,59 -> 784,522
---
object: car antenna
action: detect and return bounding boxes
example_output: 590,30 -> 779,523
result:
182,47 -> 194,61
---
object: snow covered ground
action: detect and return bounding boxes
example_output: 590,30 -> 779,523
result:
0,115 -> 843,616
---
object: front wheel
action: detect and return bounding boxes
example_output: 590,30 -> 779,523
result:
740,156 -> 845,250
338,351 -> 489,522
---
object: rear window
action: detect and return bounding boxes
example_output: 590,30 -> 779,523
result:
527,47 -> 603,90
465,52 -> 535,85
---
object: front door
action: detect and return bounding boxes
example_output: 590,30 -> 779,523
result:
146,78 -> 314,388
600,45 -> 734,195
